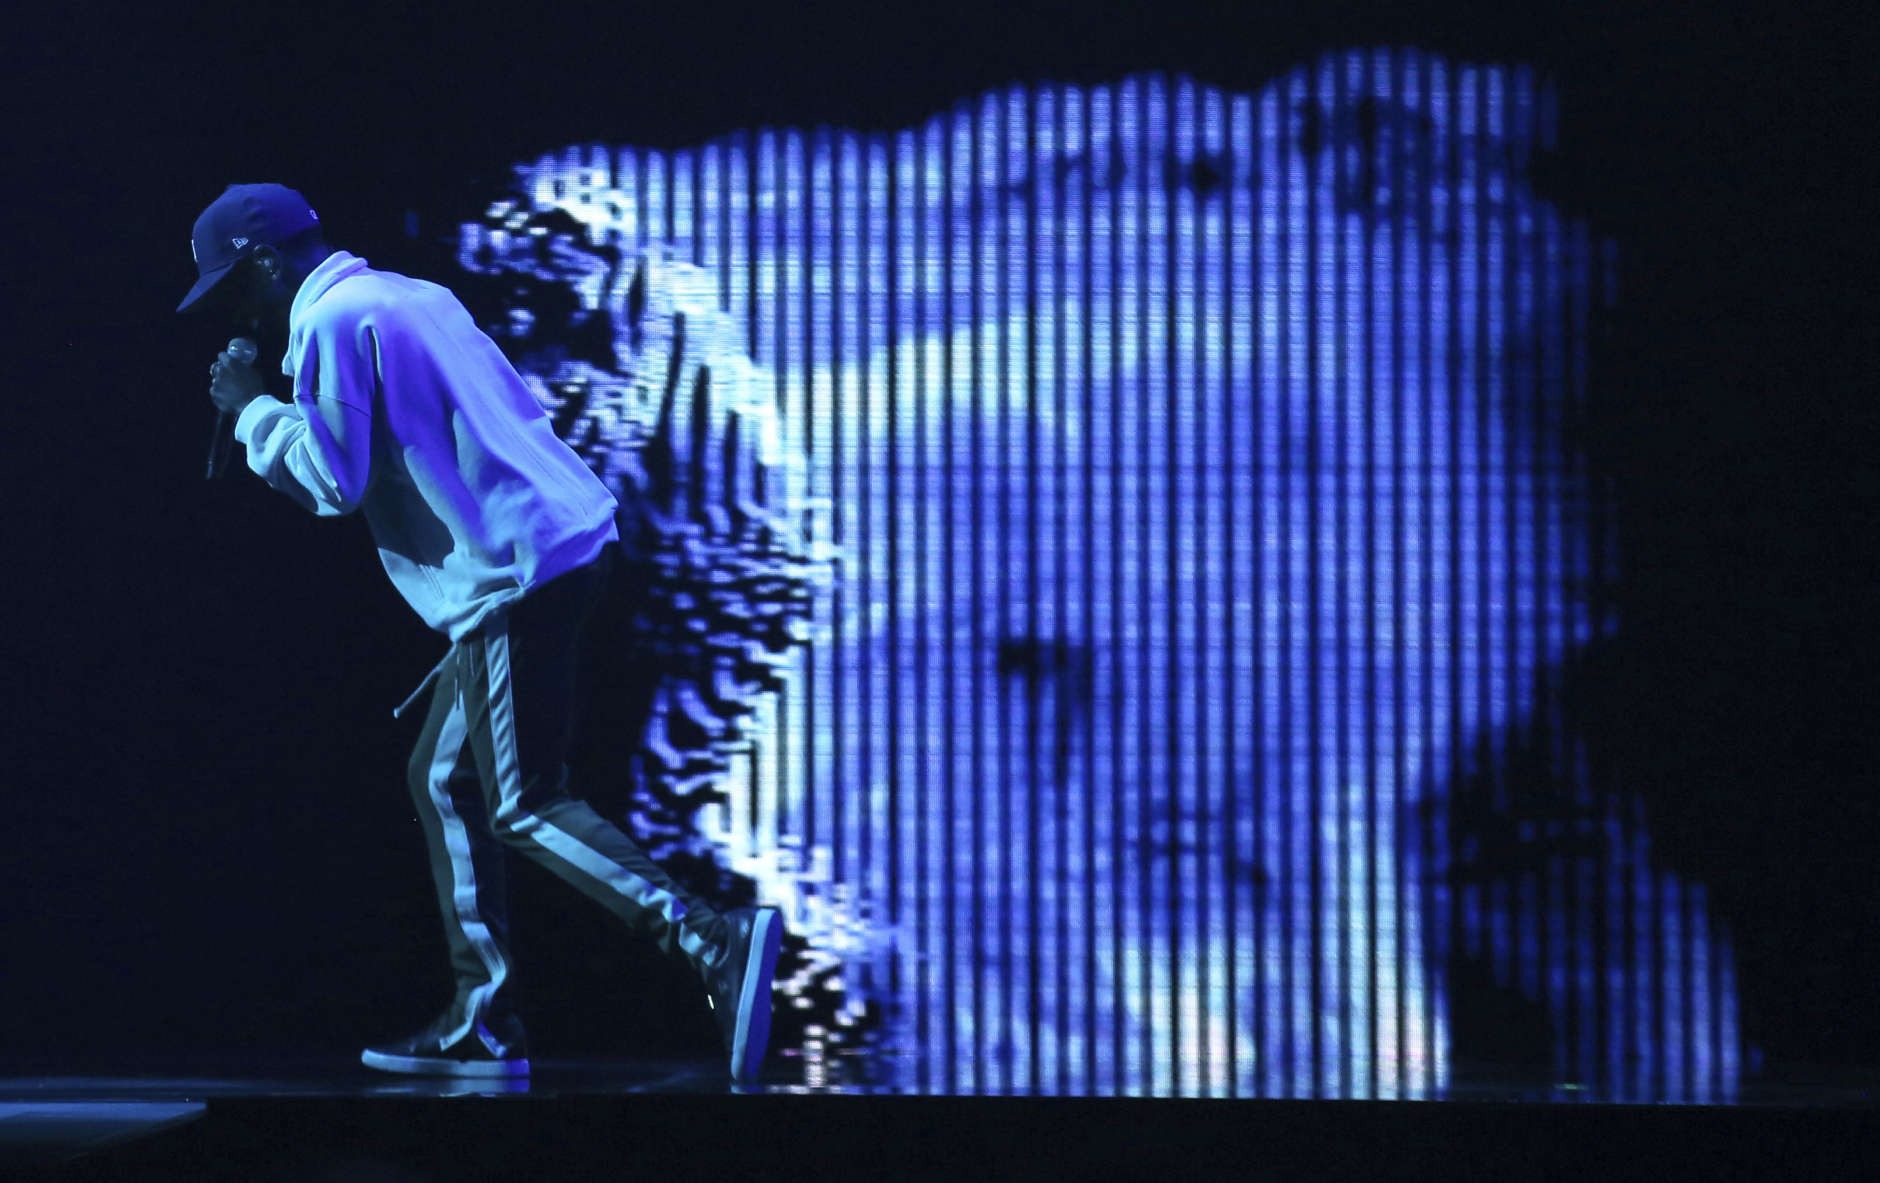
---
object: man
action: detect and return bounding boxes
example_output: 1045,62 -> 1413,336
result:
179,182 -> 782,1081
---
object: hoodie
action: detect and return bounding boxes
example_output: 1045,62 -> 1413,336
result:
234,250 -> 619,641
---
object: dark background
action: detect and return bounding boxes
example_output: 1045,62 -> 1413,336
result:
2,0 -> 1872,1075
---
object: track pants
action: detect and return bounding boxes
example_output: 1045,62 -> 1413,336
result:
405,548 -> 728,1046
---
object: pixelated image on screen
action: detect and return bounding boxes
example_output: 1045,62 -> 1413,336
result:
447,47 -> 1739,1099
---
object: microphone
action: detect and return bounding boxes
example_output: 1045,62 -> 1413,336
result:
206,337 -> 258,480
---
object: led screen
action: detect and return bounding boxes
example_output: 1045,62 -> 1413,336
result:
450,47 -> 1739,1099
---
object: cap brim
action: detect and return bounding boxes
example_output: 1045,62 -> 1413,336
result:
176,261 -> 238,313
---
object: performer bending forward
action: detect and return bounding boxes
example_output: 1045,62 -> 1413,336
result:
179,182 -> 782,1081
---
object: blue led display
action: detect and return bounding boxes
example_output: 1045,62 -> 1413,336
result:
451,47 -> 1740,1100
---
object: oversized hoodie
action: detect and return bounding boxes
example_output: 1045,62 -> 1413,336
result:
234,250 -> 619,641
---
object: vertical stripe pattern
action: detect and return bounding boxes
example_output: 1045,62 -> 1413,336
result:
455,48 -> 1741,1100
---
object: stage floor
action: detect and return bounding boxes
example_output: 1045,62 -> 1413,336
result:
5,1056 -> 1875,1181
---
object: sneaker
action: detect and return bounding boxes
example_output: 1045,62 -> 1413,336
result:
702,906 -> 783,1081
360,1014 -> 530,1078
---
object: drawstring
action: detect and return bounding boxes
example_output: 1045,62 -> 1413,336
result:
390,590 -> 535,719
393,648 -> 453,719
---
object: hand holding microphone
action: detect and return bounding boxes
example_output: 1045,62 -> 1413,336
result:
206,337 -> 261,479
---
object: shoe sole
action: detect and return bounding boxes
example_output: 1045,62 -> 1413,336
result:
360,1049 -> 531,1077
732,908 -> 783,1081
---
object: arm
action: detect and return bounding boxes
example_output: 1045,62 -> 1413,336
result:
233,324 -> 377,516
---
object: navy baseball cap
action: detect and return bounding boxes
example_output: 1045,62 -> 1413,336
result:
177,183 -> 321,313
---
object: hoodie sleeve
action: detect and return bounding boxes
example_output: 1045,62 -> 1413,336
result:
233,320 -> 376,517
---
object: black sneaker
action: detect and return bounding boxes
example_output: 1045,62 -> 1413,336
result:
361,1014 -> 530,1078
702,906 -> 783,1081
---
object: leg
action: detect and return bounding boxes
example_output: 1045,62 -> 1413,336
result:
366,652 -> 528,1075
460,557 -> 731,973
458,555 -> 783,1078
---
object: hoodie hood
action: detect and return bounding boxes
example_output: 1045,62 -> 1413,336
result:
282,250 -> 371,377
